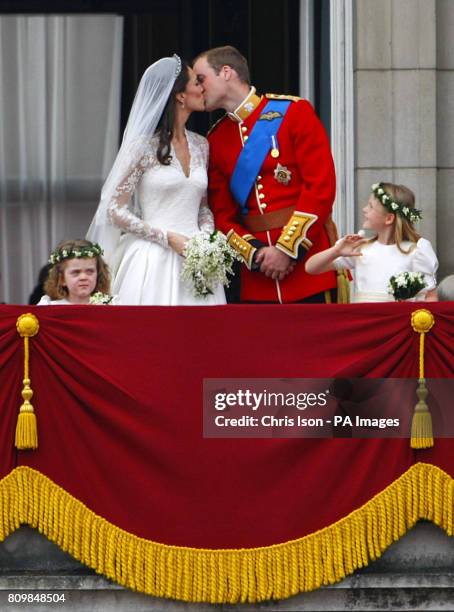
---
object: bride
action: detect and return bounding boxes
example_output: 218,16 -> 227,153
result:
87,55 -> 226,305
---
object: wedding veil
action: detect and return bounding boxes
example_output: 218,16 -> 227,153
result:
87,55 -> 182,262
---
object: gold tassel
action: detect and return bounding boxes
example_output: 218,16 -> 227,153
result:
410,309 -> 435,449
411,380 -> 432,449
336,270 -> 350,304
324,215 -> 350,303
15,314 -> 40,450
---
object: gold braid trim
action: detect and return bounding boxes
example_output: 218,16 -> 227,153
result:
1,464 -> 453,602
226,230 -> 256,269
275,212 -> 317,259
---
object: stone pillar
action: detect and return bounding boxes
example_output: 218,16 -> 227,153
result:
437,0 -> 454,277
355,0 -> 437,246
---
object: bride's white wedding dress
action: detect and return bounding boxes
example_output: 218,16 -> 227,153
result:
107,130 -> 226,305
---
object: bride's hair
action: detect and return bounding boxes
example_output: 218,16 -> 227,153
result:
156,59 -> 190,165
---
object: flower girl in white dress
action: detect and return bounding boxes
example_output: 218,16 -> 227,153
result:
38,239 -> 119,305
87,55 -> 225,306
305,182 -> 438,302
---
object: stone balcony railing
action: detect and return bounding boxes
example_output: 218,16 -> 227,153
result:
2,522 -> 454,612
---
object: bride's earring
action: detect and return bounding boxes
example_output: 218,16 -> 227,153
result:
180,100 -> 185,109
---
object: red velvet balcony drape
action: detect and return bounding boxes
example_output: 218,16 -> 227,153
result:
1,302 -> 453,601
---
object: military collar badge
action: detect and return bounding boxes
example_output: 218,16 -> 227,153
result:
227,87 -> 262,122
274,163 -> 292,185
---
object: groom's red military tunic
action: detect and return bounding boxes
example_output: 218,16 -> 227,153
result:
207,89 -> 337,303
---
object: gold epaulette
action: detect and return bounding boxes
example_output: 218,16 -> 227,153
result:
226,230 -> 256,269
265,93 -> 302,103
207,114 -> 227,136
275,211 -> 317,259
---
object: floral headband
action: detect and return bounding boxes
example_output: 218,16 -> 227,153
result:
49,242 -> 104,265
371,183 -> 422,222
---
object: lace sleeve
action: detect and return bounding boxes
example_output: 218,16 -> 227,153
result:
198,198 -> 215,233
193,133 -> 214,233
107,146 -> 168,248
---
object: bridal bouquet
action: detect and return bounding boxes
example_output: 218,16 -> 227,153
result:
181,230 -> 240,298
388,271 -> 426,301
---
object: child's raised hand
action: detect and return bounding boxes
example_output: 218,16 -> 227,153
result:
335,234 -> 367,257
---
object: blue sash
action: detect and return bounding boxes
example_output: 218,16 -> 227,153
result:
229,99 -> 291,215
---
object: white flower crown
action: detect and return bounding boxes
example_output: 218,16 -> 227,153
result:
49,242 -> 103,265
371,183 -> 422,223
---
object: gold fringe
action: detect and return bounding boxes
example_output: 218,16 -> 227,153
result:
0,463 -> 452,603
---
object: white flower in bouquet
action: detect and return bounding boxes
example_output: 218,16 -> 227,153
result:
387,271 -> 426,301
89,292 -> 113,305
181,230 -> 241,298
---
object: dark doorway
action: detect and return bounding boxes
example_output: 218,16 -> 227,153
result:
120,0 -> 301,136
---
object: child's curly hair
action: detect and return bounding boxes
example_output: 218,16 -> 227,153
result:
44,239 -> 111,299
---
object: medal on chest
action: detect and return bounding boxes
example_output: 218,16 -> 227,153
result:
274,163 -> 292,185
270,134 -> 280,158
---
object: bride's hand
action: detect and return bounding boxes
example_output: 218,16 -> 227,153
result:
167,231 -> 189,256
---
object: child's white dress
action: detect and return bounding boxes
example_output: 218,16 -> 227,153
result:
333,238 -> 438,302
37,296 -> 121,305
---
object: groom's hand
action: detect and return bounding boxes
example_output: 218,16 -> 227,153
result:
255,247 -> 294,281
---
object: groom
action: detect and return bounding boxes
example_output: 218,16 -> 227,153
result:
193,46 -> 337,303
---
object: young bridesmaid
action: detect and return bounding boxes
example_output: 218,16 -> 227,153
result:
305,182 -> 438,302
38,239 -> 119,305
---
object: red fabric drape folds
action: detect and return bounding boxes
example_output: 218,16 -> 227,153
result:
1,303 -> 453,549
